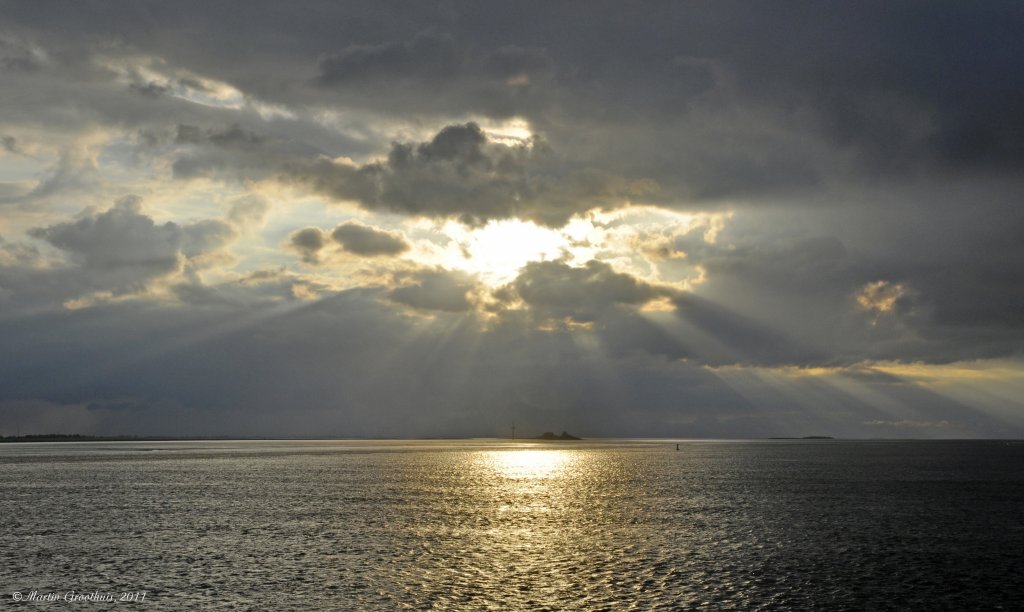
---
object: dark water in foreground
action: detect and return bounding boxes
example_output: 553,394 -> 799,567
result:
2,439 -> 1023,610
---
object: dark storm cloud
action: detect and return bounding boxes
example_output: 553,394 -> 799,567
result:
315,30 -> 554,117
303,2 -> 1024,190
5,1 -> 1024,179
7,2 -> 1020,212
665,197 -> 1024,366
317,31 -> 550,86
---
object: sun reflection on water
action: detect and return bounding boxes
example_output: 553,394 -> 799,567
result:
477,450 -> 580,518
484,449 -> 574,480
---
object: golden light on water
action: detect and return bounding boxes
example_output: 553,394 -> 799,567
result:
478,449 -> 580,518
484,449 -> 574,480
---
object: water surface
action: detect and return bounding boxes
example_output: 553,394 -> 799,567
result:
2,439 -> 1022,609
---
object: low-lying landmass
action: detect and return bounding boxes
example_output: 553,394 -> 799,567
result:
767,436 -> 835,440
536,431 -> 582,440
0,434 -> 234,443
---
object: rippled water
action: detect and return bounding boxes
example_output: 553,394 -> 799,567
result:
2,439 -> 1023,609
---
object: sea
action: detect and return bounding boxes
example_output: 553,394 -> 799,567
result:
2,439 -> 1022,610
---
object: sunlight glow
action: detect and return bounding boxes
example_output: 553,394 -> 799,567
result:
442,219 -> 569,285
477,117 -> 534,146
485,449 -> 573,479
407,206 -> 731,292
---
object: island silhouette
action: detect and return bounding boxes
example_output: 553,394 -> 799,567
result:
536,431 -> 581,440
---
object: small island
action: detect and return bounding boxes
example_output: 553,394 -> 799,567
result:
536,431 -> 582,440
767,436 -> 835,440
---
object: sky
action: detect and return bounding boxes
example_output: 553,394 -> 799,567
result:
1,1 -> 1023,438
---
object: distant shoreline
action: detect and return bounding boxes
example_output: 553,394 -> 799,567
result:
767,436 -> 835,440
0,434 -> 239,443
3,434 -> 1020,444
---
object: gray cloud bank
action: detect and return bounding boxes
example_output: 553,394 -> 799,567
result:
1,289 -> 1015,439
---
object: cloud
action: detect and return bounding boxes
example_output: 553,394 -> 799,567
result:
331,221 -> 409,256
317,31 -> 464,84
0,35 -> 48,72
11,196 -> 238,306
317,31 -> 551,87
388,268 -> 477,312
170,123 -> 321,181
287,122 -> 657,227
7,2 -> 1024,180
164,120 -> 655,227
0,286 -> 1017,438
314,30 -> 555,118
226,194 -> 271,229
29,195 -> 182,278
1,2 -> 1023,437
181,219 -> 236,263
288,227 -> 326,264
0,234 -> 40,267
503,259 -> 667,324
2,134 -> 23,154
288,221 -> 410,263
862,419 -> 952,429
855,280 -> 913,319
0,144 -> 100,205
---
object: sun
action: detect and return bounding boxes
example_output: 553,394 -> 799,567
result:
441,219 -> 570,285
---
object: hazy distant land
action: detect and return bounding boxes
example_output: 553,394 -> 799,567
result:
0,434 -> 237,443
1,432 -> 843,443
